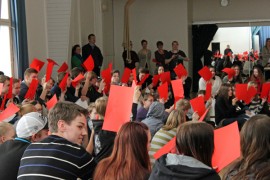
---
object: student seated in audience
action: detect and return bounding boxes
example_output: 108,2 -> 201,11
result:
247,81 -> 266,115
137,68 -> 153,93
17,102 -> 96,179
19,68 -> 38,101
0,122 -> 15,144
248,66 -> 264,93
149,109 -> 186,166
149,121 -> 220,180
11,78 -> 21,104
223,115 -> 270,180
94,122 -> 151,180
0,112 -> 49,180
111,69 -> 121,86
136,93 -> 154,121
0,75 -> 10,106
223,64 -> 243,84
176,98 -> 192,120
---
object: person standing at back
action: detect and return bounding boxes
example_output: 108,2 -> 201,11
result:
82,34 -> 103,76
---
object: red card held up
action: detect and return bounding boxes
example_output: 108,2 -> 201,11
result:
171,79 -> 184,100
121,68 -> 132,84
153,137 -> 176,160
204,82 -> 212,101
137,74 -> 149,86
152,75 -> 160,87
82,55 -> 95,72
157,82 -> 168,101
246,86 -> 257,104
72,73 -> 84,88
24,79 -> 39,100
46,94 -> 58,110
174,63 -> 187,78
6,77 -> 13,99
0,103 -> 20,122
235,84 -> 247,101
222,68 -> 235,80
30,58 -> 45,72
57,62 -> 69,73
198,66 -> 212,81
159,72 -> 171,84
102,85 -> 134,132
199,107 -> 210,122
212,122 -> 240,172
190,96 -> 206,117
46,58 -> 59,82
132,69 -> 137,84
260,83 -> 270,99
101,63 -> 113,94
59,73 -> 69,91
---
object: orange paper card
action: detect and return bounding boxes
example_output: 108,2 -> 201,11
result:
57,62 -> 68,73
46,94 -> 58,110
212,122 -> 240,172
30,58 -> 45,72
71,73 -> 84,88
171,79 -> 184,99
0,103 -> 20,122
198,66 -> 212,81
24,79 -> 39,100
190,96 -> 206,117
102,85 -> 134,132
153,137 -> 176,160
157,82 -> 168,101
82,55 -> 94,72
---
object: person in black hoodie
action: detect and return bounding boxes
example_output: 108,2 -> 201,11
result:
149,121 -> 220,180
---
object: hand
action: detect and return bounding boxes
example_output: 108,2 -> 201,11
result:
75,83 -> 81,90
261,98 -> 267,104
159,98 -> 165,104
192,112 -> 200,121
165,105 -> 174,113
133,86 -> 141,103
232,98 -> 238,106
22,98 -> 30,105
86,71 -> 92,81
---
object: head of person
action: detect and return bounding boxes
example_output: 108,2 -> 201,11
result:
176,99 -> 191,114
70,67 -> 84,80
176,122 -> 214,167
265,38 -> 270,48
88,34 -> 96,44
12,78 -> 20,96
157,65 -> 165,75
208,66 -> 216,78
247,81 -> 258,91
162,109 -> 186,131
227,45 -> 230,49
141,39 -> 148,49
172,41 -> 179,51
95,97 -> 108,118
218,83 -> 233,99
111,70 -> 120,85
30,100 -> 43,114
139,68 -> 149,81
72,44 -> 81,56
87,103 -> 97,120
19,103 -> 37,117
16,112 -> 49,143
141,93 -> 154,109
197,90 -> 206,98
94,122 -> 151,180
48,101 -> 89,145
156,41 -> 164,50
0,122 -> 15,144
24,68 -> 38,86
87,71 -> 98,85
232,64 -> 241,77
0,75 -> 10,96
252,66 -> 263,79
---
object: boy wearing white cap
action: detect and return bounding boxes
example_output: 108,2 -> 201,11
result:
0,112 -> 49,180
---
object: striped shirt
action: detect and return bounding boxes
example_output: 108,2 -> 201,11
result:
149,128 -> 176,166
17,135 -> 96,180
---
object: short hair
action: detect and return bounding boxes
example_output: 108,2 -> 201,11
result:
95,97 -> 108,117
172,41 -> 178,45
12,78 -> 20,84
48,101 -> 89,133
24,68 -> 38,78
141,39 -> 147,45
176,99 -> 191,111
88,34 -> 95,40
0,75 -> 10,83
156,41 -> 163,47
176,122 -> 214,167
70,67 -> 83,79
111,70 -> 120,76
198,90 -> 206,96
139,68 -> 149,74
0,71 -> 4,75
0,122 -> 14,137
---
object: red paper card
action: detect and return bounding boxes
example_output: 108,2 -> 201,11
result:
205,82 -> 212,101
174,63 -> 188,78
212,122 -> 240,172
71,73 -> 84,88
121,68 -> 132,84
46,59 -> 58,82
198,66 -> 212,81
137,74 -> 150,86
246,86 -> 257,104
24,79 -> 39,100
153,137 -> 176,160
6,77 -> 13,99
199,107 -> 210,122
132,69 -> 137,84
82,55 -> 94,72
260,83 -> 270,99
59,73 -> 69,91
157,82 -> 168,100
0,103 -> 20,122
171,79 -> 184,100
159,72 -> 171,84
30,58 -> 45,72
102,85 -> 134,132
46,94 -> 58,110
222,68 -> 235,80
57,62 -> 68,73
101,63 -> 112,94
235,84 -> 247,101
152,75 -> 160,87
190,96 -> 206,117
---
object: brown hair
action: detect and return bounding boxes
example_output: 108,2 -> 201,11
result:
95,97 -> 108,117
48,101 -> 89,133
24,68 -> 38,78
57,72 -> 69,83
250,66 -> 264,84
217,83 -> 232,100
176,122 -> 214,167
12,78 -> 20,84
223,115 -> 270,179
0,75 -> 10,83
176,99 -> 191,111
162,109 -> 186,131
94,122 -> 151,180
19,104 -> 36,116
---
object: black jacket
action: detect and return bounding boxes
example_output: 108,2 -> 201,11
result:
149,154 -> 220,180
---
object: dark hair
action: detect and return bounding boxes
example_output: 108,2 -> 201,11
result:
141,39 -> 147,45
176,122 -> 214,167
223,115 -> 270,179
0,71 -> 4,76
265,38 -> 270,47
217,83 -> 232,100
48,101 -> 89,133
198,90 -> 206,95
0,75 -> 10,83
139,68 -> 149,74
88,34 -> 95,40
111,69 -> 120,76
94,122 -> 151,180
156,41 -> 163,47
24,68 -> 38,78
250,66 -> 264,84
71,44 -> 80,56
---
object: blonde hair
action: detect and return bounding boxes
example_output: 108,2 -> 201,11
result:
176,99 -> 191,111
95,97 -> 108,117
162,109 -> 186,131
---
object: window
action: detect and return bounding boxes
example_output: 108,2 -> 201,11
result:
0,0 -> 13,77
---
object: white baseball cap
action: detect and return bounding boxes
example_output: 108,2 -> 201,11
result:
16,112 -> 48,138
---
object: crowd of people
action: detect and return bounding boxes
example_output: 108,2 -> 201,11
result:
0,34 -> 270,179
